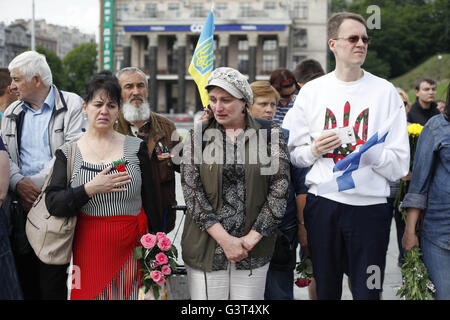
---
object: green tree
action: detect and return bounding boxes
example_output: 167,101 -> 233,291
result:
331,0 -> 349,13
330,0 -> 450,79
35,45 -> 68,89
63,42 -> 98,97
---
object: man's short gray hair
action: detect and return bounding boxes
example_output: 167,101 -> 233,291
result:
8,50 -> 53,87
116,67 -> 148,87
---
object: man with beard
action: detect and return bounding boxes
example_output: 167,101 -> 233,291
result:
115,67 -> 182,233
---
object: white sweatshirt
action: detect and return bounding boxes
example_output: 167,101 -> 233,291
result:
282,70 -> 410,206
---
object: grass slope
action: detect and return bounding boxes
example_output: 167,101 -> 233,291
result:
391,53 -> 450,103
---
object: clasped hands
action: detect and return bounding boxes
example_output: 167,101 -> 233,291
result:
220,230 -> 263,264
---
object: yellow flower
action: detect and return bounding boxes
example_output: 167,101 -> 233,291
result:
408,123 -> 424,137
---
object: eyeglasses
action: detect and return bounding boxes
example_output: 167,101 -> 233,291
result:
333,35 -> 371,45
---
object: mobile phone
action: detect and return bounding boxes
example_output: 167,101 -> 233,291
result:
323,127 -> 356,145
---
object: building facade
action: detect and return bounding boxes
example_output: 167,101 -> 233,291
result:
0,19 -> 96,66
3,23 -> 31,66
22,19 -> 95,59
0,23 -> 6,67
104,0 -> 329,113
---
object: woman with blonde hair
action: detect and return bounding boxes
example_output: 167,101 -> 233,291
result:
396,87 -> 410,116
249,80 -> 309,300
249,81 -> 280,121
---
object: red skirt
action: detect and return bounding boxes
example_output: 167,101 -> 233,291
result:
70,208 -> 147,300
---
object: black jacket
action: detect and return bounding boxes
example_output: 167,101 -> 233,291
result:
407,99 -> 440,125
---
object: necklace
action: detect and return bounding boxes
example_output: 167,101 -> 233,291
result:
84,136 -> 115,165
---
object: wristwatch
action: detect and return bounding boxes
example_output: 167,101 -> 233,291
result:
297,219 -> 305,225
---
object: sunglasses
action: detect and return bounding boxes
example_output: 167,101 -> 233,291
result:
333,35 -> 371,45
280,89 -> 296,99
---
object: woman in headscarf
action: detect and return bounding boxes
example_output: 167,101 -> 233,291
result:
180,67 -> 290,300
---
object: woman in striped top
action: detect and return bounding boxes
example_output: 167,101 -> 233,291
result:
45,71 -> 160,300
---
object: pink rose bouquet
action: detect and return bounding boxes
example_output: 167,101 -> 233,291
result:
155,252 -> 169,265
134,232 -> 178,299
140,234 -> 157,249
158,237 -> 172,251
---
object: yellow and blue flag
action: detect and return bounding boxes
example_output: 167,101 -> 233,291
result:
188,9 -> 214,107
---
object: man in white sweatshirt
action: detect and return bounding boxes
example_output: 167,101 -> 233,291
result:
283,12 -> 409,300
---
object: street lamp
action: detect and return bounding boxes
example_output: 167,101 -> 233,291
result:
31,0 -> 35,51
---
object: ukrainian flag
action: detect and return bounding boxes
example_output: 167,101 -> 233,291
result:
188,9 -> 214,107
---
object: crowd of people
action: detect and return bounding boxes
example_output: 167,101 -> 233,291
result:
0,11 -> 448,301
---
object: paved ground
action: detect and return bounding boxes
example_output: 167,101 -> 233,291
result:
168,172 -> 404,300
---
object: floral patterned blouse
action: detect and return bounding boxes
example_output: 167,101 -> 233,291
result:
181,121 -> 290,271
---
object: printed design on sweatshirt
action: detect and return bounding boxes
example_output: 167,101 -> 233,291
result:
323,101 -> 369,163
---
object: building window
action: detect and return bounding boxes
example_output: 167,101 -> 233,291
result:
116,29 -> 124,46
167,37 -> 178,74
262,54 -> 277,73
215,2 -> 227,18
294,29 -> 308,48
216,2 -> 227,10
238,39 -> 248,51
168,2 -> 180,17
264,1 -> 276,11
168,2 -> 179,10
238,54 -> 249,74
116,56 -> 123,71
263,39 -> 277,51
145,3 -> 158,18
116,3 -> 128,21
191,2 -> 206,17
292,55 -> 307,70
294,1 -> 308,19
240,2 -> 252,17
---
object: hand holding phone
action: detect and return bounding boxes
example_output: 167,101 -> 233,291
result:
323,127 -> 356,145
311,130 -> 342,157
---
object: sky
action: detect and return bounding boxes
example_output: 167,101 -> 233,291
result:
0,0 -> 100,39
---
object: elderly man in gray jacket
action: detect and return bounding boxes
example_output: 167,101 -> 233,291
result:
1,51 -> 85,300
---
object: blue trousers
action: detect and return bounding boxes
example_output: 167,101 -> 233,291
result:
0,208 -> 23,299
264,268 -> 294,300
304,194 -> 391,300
421,236 -> 450,300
